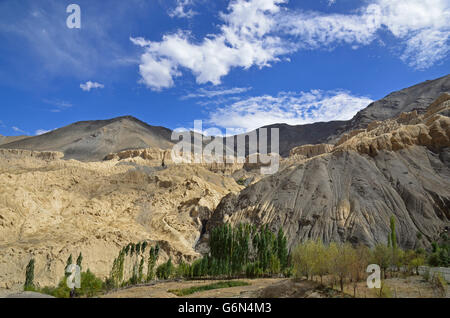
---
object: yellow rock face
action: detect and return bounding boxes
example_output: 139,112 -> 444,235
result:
0,149 -> 241,294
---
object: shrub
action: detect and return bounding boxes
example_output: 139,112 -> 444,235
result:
376,281 -> 392,298
431,273 -> 447,297
78,269 -> 104,297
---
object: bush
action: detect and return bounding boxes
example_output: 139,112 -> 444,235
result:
36,270 -> 104,298
431,273 -> 447,297
78,269 -> 104,297
376,281 -> 392,298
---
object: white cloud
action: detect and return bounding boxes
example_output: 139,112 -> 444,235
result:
400,29 -> 450,69
12,126 -> 28,134
168,0 -> 197,19
182,87 -> 252,99
328,0 -> 336,6
80,81 -> 105,92
132,0 -> 450,90
207,90 -> 373,131
35,129 -> 52,136
131,0 -> 293,90
281,0 -> 450,69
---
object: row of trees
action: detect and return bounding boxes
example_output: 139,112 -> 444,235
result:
292,240 -> 427,296
291,217 -> 435,296
23,216 -> 448,297
24,251 -> 104,297
164,224 -> 290,279
106,241 -> 160,289
126,224 -> 291,281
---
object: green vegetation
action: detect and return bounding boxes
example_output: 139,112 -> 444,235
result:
76,253 -> 83,271
106,240 -> 160,289
390,216 -> 397,250
156,258 -> 174,280
147,245 -> 160,281
21,215 -> 448,298
65,254 -> 73,277
292,239 -> 429,295
33,270 -> 104,298
180,224 -> 290,279
290,216 -> 445,296
428,234 -> 449,267
169,281 -> 250,297
24,258 -> 35,291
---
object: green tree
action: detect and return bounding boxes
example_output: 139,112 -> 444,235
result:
136,242 -> 141,255
76,253 -> 83,271
277,228 -> 289,271
390,216 -> 397,250
24,258 -> 35,290
371,244 -> 392,279
142,241 -> 148,254
138,257 -> 145,283
65,254 -> 73,277
79,269 -> 103,297
156,258 -> 174,280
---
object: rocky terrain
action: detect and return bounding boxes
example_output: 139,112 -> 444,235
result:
0,76 -> 449,295
205,94 -> 450,250
0,148 -> 242,293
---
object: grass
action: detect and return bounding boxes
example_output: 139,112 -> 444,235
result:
169,280 -> 250,297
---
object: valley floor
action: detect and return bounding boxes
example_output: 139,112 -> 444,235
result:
102,278 -> 285,298
101,276 -> 448,298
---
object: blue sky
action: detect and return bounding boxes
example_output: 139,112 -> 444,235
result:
0,0 -> 449,136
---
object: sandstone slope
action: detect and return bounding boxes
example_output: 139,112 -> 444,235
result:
0,149 -> 241,293
205,95 -> 450,250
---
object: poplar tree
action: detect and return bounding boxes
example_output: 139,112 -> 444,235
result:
65,254 -> 73,276
390,216 -> 397,250
76,253 -> 83,271
24,258 -> 35,290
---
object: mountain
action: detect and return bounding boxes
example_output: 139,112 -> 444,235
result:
1,75 -> 448,160
1,78 -> 449,293
0,135 -> 28,146
205,94 -> 450,250
0,116 -> 174,161
227,74 -> 450,156
327,74 -> 450,142
226,121 -> 346,157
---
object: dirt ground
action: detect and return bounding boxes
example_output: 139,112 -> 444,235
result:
102,278 -> 286,298
345,275 -> 448,298
102,275 -> 448,298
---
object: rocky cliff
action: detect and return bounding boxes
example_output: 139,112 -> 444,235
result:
205,94 -> 450,251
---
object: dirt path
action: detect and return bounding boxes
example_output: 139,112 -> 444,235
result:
102,278 -> 286,298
